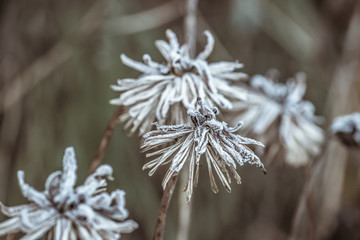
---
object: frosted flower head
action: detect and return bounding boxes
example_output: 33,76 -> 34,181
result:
0,147 -> 138,239
110,29 -> 247,135
142,98 -> 265,202
231,70 -> 324,167
331,112 -> 360,147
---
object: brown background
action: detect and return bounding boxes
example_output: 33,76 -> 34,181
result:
1,0 -> 360,239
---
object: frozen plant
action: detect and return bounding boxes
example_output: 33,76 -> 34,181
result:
110,29 -> 248,135
142,98 -> 266,203
0,147 -> 138,240
331,112 -> 360,147
230,69 -> 324,167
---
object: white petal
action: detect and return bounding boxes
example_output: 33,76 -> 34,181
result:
121,54 -> 156,74
17,171 -> 50,206
197,30 -> 214,60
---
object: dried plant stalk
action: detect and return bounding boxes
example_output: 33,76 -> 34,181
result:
153,175 -> 178,240
89,106 -> 123,174
176,173 -> 192,240
177,0 -> 199,239
184,0 -> 199,57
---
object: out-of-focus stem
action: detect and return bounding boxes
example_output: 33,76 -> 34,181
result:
184,0 -> 199,58
176,173 -> 192,240
88,106 -> 123,174
175,0 -> 199,239
153,175 -> 178,240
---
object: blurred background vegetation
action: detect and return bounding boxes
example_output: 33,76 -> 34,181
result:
1,0 -> 360,239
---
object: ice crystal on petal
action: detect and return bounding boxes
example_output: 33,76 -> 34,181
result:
331,112 -> 360,147
142,99 -> 265,203
230,70 -> 324,167
0,147 -> 138,240
110,29 -> 248,135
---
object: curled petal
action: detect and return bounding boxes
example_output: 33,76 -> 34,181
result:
55,147 -> 78,204
165,29 -> 179,50
0,202 -> 38,218
121,54 -> 156,74
17,171 -> 50,207
0,217 -> 20,236
197,30 -> 215,60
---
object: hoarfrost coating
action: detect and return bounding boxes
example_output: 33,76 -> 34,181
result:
331,112 -> 360,147
231,70 -> 324,167
0,147 -> 138,240
110,29 -> 248,135
142,98 -> 266,203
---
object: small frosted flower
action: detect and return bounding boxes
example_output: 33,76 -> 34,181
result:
110,29 -> 247,135
231,70 -> 324,167
331,112 -> 360,147
142,99 -> 265,202
0,147 -> 138,239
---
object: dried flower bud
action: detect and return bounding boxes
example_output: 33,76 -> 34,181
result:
230,70 -> 324,167
331,112 -> 360,147
110,29 -> 248,135
142,99 -> 265,203
0,147 -> 138,239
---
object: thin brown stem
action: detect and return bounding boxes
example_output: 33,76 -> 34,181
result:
305,188 -> 316,240
153,175 -> 178,240
303,164 -> 316,240
88,106 -> 123,174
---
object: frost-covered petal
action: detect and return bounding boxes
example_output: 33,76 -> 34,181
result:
20,217 -> 57,240
331,112 -> 360,147
17,171 -> 50,207
55,147 -> 77,204
45,171 -> 62,199
0,202 -> 38,217
0,217 -> 21,235
19,208 -> 58,233
53,218 -> 72,240
120,54 -> 158,74
197,30 -> 214,60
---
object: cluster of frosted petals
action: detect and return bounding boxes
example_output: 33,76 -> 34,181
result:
142,99 -> 266,202
230,70 -> 324,167
110,29 -> 248,135
331,112 -> 360,147
0,147 -> 138,240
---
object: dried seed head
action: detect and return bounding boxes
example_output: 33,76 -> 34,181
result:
110,30 -> 248,135
230,70 -> 324,167
142,100 -> 265,202
331,112 -> 360,147
0,147 -> 138,239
